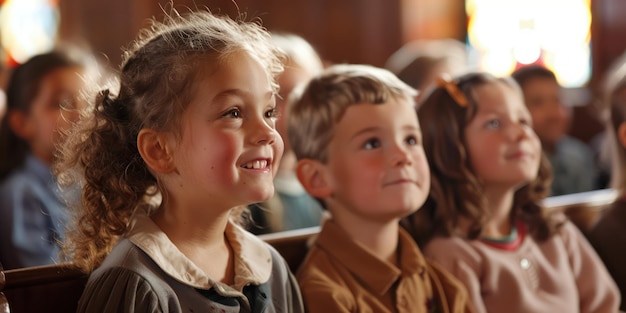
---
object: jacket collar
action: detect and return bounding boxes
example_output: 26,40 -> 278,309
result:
315,220 -> 427,295
127,210 -> 272,291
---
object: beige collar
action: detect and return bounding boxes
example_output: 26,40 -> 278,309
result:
127,210 -> 272,291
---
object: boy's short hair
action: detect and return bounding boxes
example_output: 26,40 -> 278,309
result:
511,65 -> 558,89
287,64 -> 417,163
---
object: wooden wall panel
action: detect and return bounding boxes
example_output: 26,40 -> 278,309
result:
591,0 -> 626,90
57,0 -> 406,69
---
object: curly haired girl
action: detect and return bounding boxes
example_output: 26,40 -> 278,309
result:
57,9 -> 303,313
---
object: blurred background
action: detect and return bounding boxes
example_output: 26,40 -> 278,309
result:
0,0 -> 623,142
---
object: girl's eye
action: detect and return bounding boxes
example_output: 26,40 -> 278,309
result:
223,108 -> 241,118
363,138 -> 381,150
265,107 -> 279,119
405,135 -> 418,145
485,119 -> 500,129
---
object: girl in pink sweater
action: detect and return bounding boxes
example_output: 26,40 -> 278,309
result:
405,72 -> 620,313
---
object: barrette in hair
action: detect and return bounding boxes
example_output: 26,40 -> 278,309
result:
437,75 -> 469,107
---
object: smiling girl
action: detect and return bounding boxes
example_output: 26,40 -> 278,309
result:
56,9 -> 303,313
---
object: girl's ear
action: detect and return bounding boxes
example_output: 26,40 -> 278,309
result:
618,122 -> 626,149
296,159 -> 332,199
137,128 -> 176,174
8,110 -> 34,140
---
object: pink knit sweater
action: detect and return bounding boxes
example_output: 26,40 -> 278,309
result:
423,217 -> 620,313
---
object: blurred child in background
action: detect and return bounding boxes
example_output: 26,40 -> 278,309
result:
0,50 -> 87,269
248,32 -> 324,234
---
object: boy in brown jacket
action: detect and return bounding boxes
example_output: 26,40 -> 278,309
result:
288,64 -> 474,313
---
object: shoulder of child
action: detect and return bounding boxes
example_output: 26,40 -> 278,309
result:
79,239 -> 168,312
422,236 -> 482,268
295,241 -> 354,308
296,253 -> 355,312
425,261 -> 476,313
79,265 -> 163,313
550,211 -> 581,239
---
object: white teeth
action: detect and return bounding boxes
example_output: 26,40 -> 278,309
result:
243,160 -> 268,169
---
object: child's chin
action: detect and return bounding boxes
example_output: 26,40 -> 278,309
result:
250,188 -> 275,203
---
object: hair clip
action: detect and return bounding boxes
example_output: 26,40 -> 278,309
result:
437,75 -> 469,107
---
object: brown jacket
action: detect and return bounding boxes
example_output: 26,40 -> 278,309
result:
296,220 -> 474,313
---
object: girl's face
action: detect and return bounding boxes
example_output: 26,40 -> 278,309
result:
464,81 -> 541,190
20,66 -> 84,165
167,52 -> 283,211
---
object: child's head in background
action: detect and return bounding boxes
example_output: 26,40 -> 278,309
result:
288,64 -> 430,225
0,50 -> 86,178
411,72 -> 554,245
270,32 -> 323,172
511,65 -> 570,153
57,10 -> 285,272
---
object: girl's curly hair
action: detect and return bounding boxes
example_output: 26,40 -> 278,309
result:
56,9 -> 284,273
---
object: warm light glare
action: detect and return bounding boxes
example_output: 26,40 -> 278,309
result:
0,0 -> 59,65
553,44 -> 591,87
482,51 -> 516,77
467,0 -> 591,87
513,29 -> 541,65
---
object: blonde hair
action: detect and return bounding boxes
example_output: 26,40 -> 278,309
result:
288,64 -> 417,163
56,9 -> 283,273
270,32 -> 323,76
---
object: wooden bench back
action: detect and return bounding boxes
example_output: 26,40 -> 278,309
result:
258,226 -> 320,273
544,188 -> 616,234
0,264 -> 86,313
0,189 -> 616,313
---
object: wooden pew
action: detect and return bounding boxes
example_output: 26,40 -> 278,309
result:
0,189 -> 617,313
0,227 -> 321,313
0,264 -> 86,313
544,188 -> 617,234
258,226 -> 320,273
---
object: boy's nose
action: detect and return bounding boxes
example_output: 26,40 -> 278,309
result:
390,144 -> 412,166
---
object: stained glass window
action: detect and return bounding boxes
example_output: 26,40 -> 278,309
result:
466,0 -> 591,87
0,0 -> 60,67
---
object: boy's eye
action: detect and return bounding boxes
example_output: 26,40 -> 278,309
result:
223,108 -> 241,118
363,138 -> 381,150
485,119 -> 500,129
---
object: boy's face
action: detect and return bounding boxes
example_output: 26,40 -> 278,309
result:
520,77 -> 570,148
323,98 -> 430,223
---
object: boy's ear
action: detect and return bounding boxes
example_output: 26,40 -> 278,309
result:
618,122 -> 626,149
137,128 -> 176,174
8,110 -> 34,140
296,159 -> 332,199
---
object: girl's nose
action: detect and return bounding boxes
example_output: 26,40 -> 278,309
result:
509,123 -> 531,141
251,118 -> 277,146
